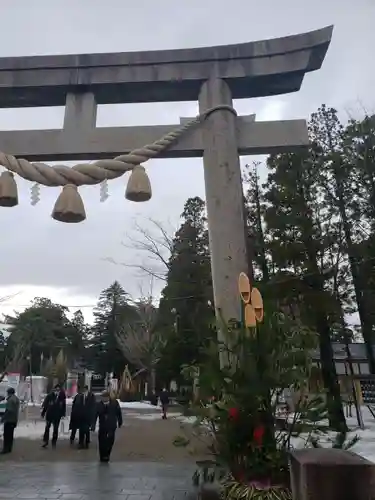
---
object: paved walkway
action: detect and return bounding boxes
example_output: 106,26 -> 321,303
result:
0,462 -> 195,500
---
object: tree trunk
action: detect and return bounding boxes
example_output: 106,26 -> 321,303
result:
305,257 -> 346,430
296,175 -> 346,431
253,170 -> 270,283
333,160 -> 375,373
314,299 -> 347,430
149,368 -> 156,393
243,198 -> 255,283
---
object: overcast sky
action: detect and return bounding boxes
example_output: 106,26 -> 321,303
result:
0,0 -> 373,323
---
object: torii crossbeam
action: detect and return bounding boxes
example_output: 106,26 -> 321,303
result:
0,25 -> 333,345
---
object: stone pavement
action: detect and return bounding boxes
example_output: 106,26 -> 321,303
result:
0,462 -> 196,500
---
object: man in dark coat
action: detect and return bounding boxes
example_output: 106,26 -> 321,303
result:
41,384 -> 66,448
94,391 -> 122,463
69,385 -> 96,448
160,388 -> 170,419
1,388 -> 20,454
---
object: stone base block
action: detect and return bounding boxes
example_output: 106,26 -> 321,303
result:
290,448 -> 375,500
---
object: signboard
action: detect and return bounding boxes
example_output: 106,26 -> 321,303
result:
91,373 -> 106,393
360,379 -> 375,404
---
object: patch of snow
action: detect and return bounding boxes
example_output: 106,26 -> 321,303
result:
119,401 -> 155,410
26,397 -> 74,407
288,426 -> 375,463
276,406 -> 375,463
175,415 -> 198,425
125,412 -> 197,424
0,419 -> 71,440
171,406 -> 375,463
128,413 -> 163,421
27,399 -> 154,410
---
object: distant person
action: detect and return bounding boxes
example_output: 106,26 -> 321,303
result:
1,388 -> 20,454
94,391 -> 122,463
160,388 -> 170,420
41,383 -> 66,448
69,385 -> 96,448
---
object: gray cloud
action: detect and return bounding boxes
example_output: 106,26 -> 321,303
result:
0,0 -> 373,306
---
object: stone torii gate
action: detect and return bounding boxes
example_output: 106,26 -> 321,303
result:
0,25 -> 332,333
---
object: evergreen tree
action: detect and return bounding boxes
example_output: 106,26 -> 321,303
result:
70,309 -> 89,366
344,114 -> 375,357
345,114 -> 375,229
91,281 -> 136,377
158,197 -> 214,382
244,162 -> 270,282
5,297 -> 81,374
263,146 -> 346,430
0,330 -> 7,372
309,106 -> 373,368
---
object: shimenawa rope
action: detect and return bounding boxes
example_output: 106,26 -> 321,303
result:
0,105 -> 236,188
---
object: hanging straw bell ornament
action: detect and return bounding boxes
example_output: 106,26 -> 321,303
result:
125,165 -> 152,202
0,171 -> 18,207
52,184 -> 86,223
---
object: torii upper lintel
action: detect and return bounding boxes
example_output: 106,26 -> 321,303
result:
0,25 -> 333,107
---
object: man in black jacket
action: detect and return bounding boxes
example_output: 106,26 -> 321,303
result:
1,388 -> 20,454
41,384 -> 66,448
94,391 -> 122,463
69,385 -> 96,448
160,388 -> 170,420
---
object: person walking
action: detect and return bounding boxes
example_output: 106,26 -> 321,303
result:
94,391 -> 122,463
41,384 -> 66,448
160,388 -> 170,420
69,385 -> 96,448
1,388 -> 20,454
69,386 -> 82,446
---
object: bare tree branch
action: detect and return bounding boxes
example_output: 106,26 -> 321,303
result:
0,293 -> 21,304
115,298 -> 165,386
103,217 -> 175,283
